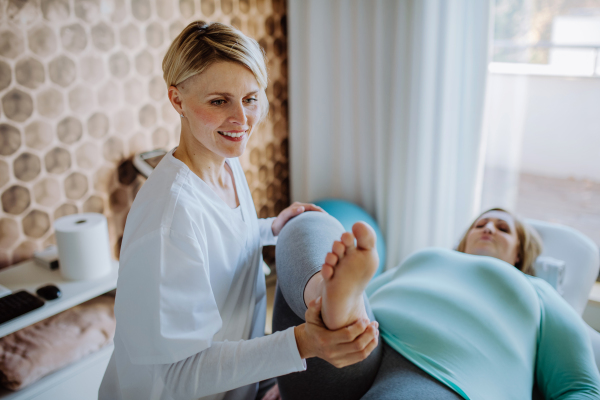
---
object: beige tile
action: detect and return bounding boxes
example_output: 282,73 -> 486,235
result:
22,209 -> 51,238
45,147 -> 72,174
60,23 -> 88,53
57,116 -> 83,144
41,0 -> 70,22
2,89 -> 33,122
2,185 -> 31,215
0,61 -> 11,91
15,57 -> 45,89
13,152 -> 41,182
48,55 -> 76,87
0,30 -> 25,59
28,25 -> 57,57
91,22 -> 115,52
0,123 -> 22,155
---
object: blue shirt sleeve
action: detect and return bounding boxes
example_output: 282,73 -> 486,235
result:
531,277 -> 600,399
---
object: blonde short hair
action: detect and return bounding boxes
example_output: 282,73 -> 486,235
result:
163,21 -> 269,117
456,208 -> 543,275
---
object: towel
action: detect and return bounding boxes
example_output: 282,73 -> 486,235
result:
0,295 -> 115,391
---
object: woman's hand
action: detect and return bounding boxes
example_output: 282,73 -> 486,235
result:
271,202 -> 326,236
261,384 -> 281,400
293,297 -> 379,368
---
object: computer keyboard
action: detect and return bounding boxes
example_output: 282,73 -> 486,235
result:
0,290 -> 45,325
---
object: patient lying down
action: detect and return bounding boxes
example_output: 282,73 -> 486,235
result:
273,209 -> 600,400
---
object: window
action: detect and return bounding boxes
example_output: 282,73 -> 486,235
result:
480,0 -> 600,254
492,0 -> 600,76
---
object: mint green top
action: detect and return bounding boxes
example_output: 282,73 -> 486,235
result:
366,248 -> 600,400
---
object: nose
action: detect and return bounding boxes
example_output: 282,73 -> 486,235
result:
229,101 -> 247,126
483,221 -> 495,233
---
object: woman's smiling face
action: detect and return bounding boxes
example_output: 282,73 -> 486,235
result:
171,61 -> 263,159
463,210 -> 520,266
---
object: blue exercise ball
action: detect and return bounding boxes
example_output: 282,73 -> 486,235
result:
314,199 -> 386,277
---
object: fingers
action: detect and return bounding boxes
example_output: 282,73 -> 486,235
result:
271,205 -> 303,236
305,297 -> 325,327
287,205 -> 305,218
337,322 -> 379,354
294,202 -> 326,213
327,323 -> 379,368
327,318 -> 370,343
272,202 -> 325,236
302,317 -> 379,369
336,334 -> 379,368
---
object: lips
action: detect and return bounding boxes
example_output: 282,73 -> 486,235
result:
218,130 -> 246,142
218,130 -> 246,138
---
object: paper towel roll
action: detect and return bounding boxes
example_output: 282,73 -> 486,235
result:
54,213 -> 112,281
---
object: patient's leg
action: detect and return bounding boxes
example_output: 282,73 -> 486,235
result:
273,212 -> 383,400
274,211 -> 378,328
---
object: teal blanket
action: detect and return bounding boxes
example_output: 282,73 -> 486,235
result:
366,248 -> 600,399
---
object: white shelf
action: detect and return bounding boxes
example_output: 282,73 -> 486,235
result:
0,259 -> 119,338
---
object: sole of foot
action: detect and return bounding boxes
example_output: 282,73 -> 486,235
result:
320,221 -> 379,330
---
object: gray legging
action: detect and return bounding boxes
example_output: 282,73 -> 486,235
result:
272,212 -> 461,400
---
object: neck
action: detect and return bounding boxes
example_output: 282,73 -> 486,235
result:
174,131 -> 227,186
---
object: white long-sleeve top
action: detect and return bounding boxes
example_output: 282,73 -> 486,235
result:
99,149 -> 305,400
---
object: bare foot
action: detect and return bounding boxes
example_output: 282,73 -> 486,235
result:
318,221 -> 379,330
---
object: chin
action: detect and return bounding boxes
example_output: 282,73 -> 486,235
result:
228,144 -> 247,158
467,248 -> 497,258
214,136 -> 248,156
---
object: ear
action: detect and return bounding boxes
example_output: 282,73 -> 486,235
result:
168,85 -> 184,115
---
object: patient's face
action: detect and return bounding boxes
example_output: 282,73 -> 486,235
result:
464,210 -> 520,266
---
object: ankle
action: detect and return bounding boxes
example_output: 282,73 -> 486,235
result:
323,298 -> 367,330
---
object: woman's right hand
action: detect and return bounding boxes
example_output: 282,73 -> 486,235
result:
293,297 -> 379,368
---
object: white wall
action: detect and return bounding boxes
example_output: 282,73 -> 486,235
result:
485,73 -> 600,183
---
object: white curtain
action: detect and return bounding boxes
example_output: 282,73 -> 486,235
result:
288,0 -> 491,269
479,74 -> 530,213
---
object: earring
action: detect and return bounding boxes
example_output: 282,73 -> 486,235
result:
180,113 -> 184,118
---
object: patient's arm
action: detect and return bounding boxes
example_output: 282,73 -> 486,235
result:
534,280 -> 600,399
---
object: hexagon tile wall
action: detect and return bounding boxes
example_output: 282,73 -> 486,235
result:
0,0 -> 289,268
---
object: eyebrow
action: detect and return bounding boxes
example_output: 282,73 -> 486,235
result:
477,218 -> 511,226
206,90 -> 259,97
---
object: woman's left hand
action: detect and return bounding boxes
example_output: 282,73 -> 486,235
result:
261,384 -> 281,400
271,202 -> 326,236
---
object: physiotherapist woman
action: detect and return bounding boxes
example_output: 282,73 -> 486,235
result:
99,21 -> 379,400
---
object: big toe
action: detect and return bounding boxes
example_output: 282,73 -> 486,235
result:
352,221 -> 376,250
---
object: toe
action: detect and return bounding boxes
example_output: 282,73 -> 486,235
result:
321,263 -> 334,280
332,241 -> 346,258
325,252 -> 338,266
341,232 -> 356,249
352,222 -> 376,250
